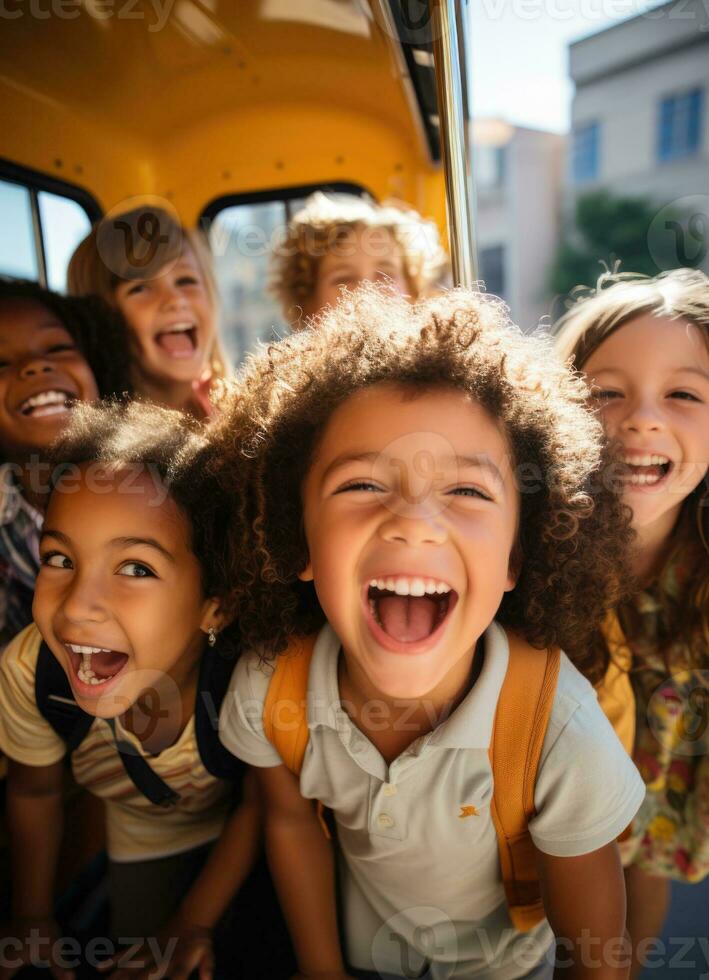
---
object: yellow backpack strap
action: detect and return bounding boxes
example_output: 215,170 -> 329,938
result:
489,629 -> 561,933
596,609 -> 635,757
597,610 -> 635,843
262,633 -> 331,837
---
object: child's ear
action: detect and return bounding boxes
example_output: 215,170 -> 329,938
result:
298,560 -> 314,583
505,542 -> 523,592
200,598 -> 232,634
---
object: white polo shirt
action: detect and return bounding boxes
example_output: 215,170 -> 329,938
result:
220,621 -> 645,979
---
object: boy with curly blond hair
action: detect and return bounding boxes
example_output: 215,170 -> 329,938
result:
271,192 -> 449,326
215,287 -> 645,979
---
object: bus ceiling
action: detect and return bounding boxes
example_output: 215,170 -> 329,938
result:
0,0 -> 465,236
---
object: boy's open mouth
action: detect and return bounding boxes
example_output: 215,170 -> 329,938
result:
622,453 -> 672,487
18,389 -> 75,418
366,576 -> 457,645
155,322 -> 198,358
65,642 -> 130,689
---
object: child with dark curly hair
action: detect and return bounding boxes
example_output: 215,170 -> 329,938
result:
0,401 -> 291,980
0,280 -> 132,645
215,286 -> 646,979
555,269 -> 709,978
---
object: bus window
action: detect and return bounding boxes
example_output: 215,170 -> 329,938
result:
209,199 -> 287,366
37,191 -> 92,292
207,189 -> 363,365
0,175 -> 94,291
0,179 -> 38,281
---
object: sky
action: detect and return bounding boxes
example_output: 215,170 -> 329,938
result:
468,0 -> 668,132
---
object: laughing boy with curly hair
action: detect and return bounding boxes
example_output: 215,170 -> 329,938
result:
271,193 -> 449,326
214,287 -> 645,979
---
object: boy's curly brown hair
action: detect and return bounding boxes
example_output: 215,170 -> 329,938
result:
211,286 -> 634,682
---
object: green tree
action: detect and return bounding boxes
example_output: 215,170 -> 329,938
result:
549,190 -> 684,299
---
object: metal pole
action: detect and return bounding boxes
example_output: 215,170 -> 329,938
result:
430,0 -> 478,286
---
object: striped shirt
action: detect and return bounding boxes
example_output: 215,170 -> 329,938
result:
0,624 -> 232,861
0,464 -> 42,646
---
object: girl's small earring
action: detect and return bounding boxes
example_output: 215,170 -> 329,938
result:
207,627 -> 218,648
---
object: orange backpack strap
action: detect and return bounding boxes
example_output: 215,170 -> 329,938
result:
262,633 -> 331,837
489,629 -> 561,932
263,634 -> 317,774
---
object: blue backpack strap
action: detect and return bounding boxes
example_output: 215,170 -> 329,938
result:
35,640 -> 94,752
195,649 -> 245,782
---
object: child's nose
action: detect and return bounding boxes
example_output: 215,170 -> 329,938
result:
620,397 -> 665,434
159,282 -> 190,310
379,511 -> 447,547
19,357 -> 56,379
61,575 -> 108,625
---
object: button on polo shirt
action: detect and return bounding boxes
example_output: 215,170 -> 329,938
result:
221,621 -> 645,979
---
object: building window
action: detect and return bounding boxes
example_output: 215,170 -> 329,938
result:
572,122 -> 600,184
476,145 -> 506,190
480,245 -> 505,299
658,88 -> 703,163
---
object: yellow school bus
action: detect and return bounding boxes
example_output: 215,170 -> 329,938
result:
0,0 -> 468,361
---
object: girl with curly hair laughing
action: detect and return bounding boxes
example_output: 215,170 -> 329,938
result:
215,286 -> 644,979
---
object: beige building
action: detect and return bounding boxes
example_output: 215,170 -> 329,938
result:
474,120 -> 565,332
569,0 -> 709,202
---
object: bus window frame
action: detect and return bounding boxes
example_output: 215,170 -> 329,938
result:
0,158 -> 101,288
199,180 -> 372,230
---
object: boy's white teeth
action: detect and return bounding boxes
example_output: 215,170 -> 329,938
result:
161,322 -> 193,333
623,454 -> 669,467
369,576 -> 451,596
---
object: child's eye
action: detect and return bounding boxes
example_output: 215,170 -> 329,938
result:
46,344 -> 76,355
125,282 -> 148,296
335,481 -> 383,494
449,486 -> 492,501
41,551 -> 73,570
117,562 -> 156,578
669,390 -> 701,402
177,275 -> 199,287
594,389 -> 623,401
